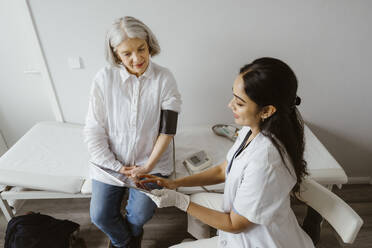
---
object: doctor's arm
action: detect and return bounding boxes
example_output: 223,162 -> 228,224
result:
140,160 -> 228,189
147,188 -> 252,233
187,203 -> 252,233
175,160 -> 227,187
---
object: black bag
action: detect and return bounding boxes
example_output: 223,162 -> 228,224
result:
4,212 -> 80,248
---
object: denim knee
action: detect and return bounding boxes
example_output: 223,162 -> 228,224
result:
90,201 -> 120,227
126,189 -> 157,227
90,206 -> 108,228
128,208 -> 154,227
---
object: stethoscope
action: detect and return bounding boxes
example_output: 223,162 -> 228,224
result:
226,130 -> 253,175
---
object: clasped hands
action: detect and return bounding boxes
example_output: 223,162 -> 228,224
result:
119,165 -> 149,179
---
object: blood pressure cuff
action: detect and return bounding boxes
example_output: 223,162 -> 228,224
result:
159,110 -> 178,135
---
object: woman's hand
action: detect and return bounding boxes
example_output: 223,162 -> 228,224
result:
138,174 -> 178,189
146,189 -> 190,212
119,165 -> 149,179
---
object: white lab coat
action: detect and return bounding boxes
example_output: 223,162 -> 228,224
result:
217,127 -> 314,248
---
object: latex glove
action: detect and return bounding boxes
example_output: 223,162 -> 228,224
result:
146,189 -> 190,212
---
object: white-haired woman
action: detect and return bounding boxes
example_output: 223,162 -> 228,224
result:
84,16 -> 182,248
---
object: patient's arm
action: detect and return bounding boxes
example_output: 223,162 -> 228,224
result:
83,80 -> 123,172
123,109 -> 178,178
122,134 -> 173,177
144,134 -> 173,172
140,160 -> 227,189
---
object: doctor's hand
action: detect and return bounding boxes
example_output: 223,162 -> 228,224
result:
138,174 -> 178,189
146,189 -> 190,212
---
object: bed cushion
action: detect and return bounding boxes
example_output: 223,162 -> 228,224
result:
0,122 -> 89,194
80,179 -> 92,194
304,126 -> 348,185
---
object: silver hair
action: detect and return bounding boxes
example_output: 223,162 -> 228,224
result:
105,16 -> 160,67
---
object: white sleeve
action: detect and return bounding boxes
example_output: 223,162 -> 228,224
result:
161,70 -> 182,112
232,153 -> 295,225
83,79 -> 122,172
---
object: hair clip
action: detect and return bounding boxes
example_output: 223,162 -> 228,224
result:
295,96 -> 301,106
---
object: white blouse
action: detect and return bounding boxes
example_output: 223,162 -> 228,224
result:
83,61 -> 182,186
218,127 -> 314,248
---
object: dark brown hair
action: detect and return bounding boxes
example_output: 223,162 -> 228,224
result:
240,57 -> 308,194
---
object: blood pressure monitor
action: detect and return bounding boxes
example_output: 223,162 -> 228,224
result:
183,150 -> 212,172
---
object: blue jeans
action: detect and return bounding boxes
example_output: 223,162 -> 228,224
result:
90,174 -> 165,248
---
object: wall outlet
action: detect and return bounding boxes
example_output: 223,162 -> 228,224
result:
68,57 -> 82,69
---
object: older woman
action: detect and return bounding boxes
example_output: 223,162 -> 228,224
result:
84,16 -> 181,248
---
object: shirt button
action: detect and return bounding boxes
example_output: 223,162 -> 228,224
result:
220,240 -> 227,247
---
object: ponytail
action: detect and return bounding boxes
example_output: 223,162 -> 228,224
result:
240,58 -> 308,194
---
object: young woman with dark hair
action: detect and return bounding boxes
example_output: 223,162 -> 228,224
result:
141,57 -> 314,247
239,57 -> 308,194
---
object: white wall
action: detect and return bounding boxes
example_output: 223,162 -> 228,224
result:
23,0 -> 372,177
0,0 -> 55,147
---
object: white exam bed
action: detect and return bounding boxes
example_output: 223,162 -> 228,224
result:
0,121 -> 347,223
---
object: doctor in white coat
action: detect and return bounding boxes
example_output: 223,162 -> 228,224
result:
141,57 -> 315,247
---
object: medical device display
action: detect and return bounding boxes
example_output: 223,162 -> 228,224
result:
212,124 -> 240,141
183,150 -> 212,172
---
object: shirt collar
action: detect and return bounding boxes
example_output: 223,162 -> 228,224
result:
141,60 -> 154,79
119,60 -> 154,82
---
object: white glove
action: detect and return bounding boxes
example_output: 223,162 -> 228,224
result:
146,189 -> 190,212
